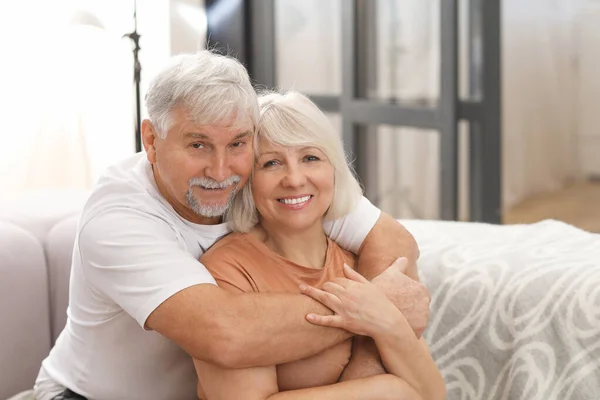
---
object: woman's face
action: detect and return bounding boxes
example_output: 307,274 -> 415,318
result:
252,137 -> 335,233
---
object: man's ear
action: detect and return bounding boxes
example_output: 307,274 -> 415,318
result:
142,119 -> 158,163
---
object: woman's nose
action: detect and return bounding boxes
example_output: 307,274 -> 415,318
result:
281,165 -> 307,188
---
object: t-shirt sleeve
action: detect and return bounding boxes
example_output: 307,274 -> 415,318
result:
200,248 -> 257,294
78,207 -> 217,329
322,196 -> 381,254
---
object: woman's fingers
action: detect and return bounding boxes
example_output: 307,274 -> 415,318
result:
322,281 -> 346,297
300,284 -> 342,311
305,313 -> 344,329
343,264 -> 369,283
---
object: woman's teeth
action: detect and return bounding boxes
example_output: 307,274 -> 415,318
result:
279,195 -> 312,205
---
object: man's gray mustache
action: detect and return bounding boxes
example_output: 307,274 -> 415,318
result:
188,176 -> 241,189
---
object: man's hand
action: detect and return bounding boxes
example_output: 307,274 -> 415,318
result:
372,257 -> 431,338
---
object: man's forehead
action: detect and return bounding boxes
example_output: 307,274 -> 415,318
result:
172,106 -> 254,136
182,127 -> 253,140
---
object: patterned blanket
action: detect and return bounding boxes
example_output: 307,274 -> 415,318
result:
401,219 -> 600,400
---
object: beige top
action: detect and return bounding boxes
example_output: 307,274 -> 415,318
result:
200,231 -> 357,390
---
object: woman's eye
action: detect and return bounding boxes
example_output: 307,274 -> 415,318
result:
263,160 -> 279,168
304,155 -> 320,162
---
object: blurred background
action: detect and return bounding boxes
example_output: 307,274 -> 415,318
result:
0,0 -> 598,231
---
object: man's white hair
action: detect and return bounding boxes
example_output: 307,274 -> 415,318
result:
145,50 -> 259,138
227,91 -> 364,232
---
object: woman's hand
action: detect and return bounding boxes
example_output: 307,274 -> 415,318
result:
300,265 -> 408,339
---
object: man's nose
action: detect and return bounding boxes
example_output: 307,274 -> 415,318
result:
281,165 -> 307,188
205,153 -> 232,182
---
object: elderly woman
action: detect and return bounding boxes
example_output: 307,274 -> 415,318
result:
195,91 -> 445,399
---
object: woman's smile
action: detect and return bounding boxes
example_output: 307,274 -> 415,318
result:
277,194 -> 313,209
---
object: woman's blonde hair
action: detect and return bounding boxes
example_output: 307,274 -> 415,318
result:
226,91 -> 363,232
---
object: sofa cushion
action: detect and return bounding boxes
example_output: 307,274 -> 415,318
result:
0,222 -> 51,399
45,215 -> 80,343
0,189 -> 89,243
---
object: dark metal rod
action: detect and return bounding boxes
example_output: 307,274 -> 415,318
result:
249,0 -> 276,89
340,0 -> 357,154
308,96 -> 340,113
124,0 -> 142,152
438,0 -> 459,220
480,0 -> 502,223
343,100 -> 439,130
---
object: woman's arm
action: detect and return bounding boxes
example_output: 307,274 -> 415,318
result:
302,265 -> 446,400
338,259 -> 430,381
374,328 -> 446,400
339,319 -> 444,400
268,375 -> 421,400
193,358 -> 420,400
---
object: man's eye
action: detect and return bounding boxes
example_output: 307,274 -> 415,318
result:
191,143 -> 204,149
231,141 -> 246,148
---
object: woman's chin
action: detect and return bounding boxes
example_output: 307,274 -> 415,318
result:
285,220 -> 326,234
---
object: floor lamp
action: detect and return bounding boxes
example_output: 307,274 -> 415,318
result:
123,0 -> 142,153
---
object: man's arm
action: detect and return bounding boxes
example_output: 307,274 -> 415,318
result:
80,210 -> 350,370
325,199 -> 428,334
147,285 -> 350,369
356,212 -> 420,281
324,197 -> 419,281
343,210 -> 429,336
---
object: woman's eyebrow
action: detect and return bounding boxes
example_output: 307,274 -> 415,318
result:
299,146 -> 320,151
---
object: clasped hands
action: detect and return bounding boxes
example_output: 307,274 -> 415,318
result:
299,257 -> 431,338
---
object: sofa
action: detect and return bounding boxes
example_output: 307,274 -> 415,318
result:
0,190 -> 89,399
2,191 -> 600,400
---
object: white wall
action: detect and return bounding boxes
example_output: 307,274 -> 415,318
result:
574,2 -> 600,177
0,0 -> 206,198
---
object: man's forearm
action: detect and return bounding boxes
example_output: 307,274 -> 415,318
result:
357,212 -> 420,281
217,291 -> 351,368
355,212 -> 430,337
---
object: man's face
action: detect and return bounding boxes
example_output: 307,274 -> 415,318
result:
142,107 -> 254,224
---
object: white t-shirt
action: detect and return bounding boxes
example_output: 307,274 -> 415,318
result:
34,153 -> 381,400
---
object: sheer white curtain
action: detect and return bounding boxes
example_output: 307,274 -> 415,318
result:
502,0 -> 583,208
574,1 -> 600,176
0,0 -> 204,200
374,0 -> 441,220
0,1 -> 137,198
275,0 -> 342,96
378,0 -> 586,216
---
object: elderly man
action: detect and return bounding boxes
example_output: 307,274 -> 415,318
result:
24,51 -> 428,400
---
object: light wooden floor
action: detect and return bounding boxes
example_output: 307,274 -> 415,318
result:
504,181 -> 600,233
